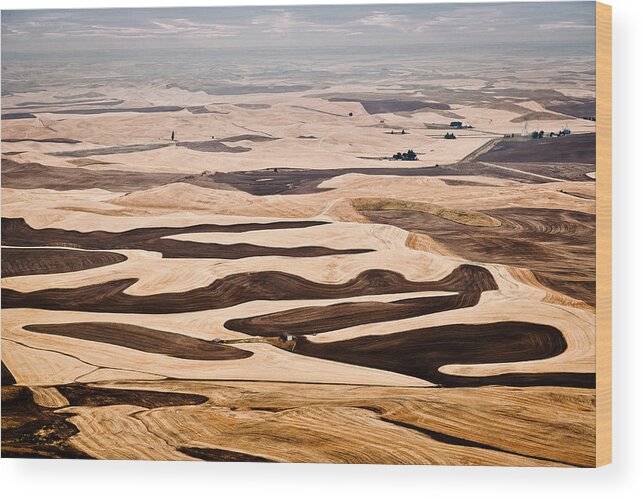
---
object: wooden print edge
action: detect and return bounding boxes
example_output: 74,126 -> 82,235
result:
596,0 -> 612,467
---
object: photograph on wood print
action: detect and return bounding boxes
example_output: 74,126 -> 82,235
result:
1,1 -> 611,466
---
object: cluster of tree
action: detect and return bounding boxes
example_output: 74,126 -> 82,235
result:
444,132 -> 457,139
532,129 -> 572,139
392,149 -> 418,161
503,129 -> 572,140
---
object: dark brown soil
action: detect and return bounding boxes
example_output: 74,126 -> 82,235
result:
2,158 -> 185,191
1,385 -> 91,459
14,97 -> 114,105
294,322 -> 594,388
2,113 -> 36,120
208,166 -> 458,196
2,217 -> 371,260
49,106 -> 184,115
4,100 -> 125,111
56,384 -> 209,408
362,207 -> 595,305
226,293 -> 482,337
1,157 -> 582,195
225,265 -> 497,336
546,100 -> 595,119
477,133 -> 595,164
2,138 -> 81,144
440,179 -> 497,187
220,134 -> 277,142
1,384 -> 209,458
2,264 -> 486,315
206,162 -> 568,196
233,103 -> 272,109
209,168 -> 339,195
329,98 -> 450,114
50,143 -> 171,158
187,106 -> 228,115
25,322 -> 252,361
52,92 -> 106,99
179,446 -> 275,462
177,141 -> 250,153
2,248 -> 127,277
1,362 -> 16,386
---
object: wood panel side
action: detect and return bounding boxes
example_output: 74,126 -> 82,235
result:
596,0 -> 612,467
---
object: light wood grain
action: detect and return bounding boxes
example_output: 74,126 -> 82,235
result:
596,1 -> 612,467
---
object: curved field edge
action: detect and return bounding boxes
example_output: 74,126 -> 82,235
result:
351,197 -> 501,227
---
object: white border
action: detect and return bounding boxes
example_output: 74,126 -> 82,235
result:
1,0 -> 641,497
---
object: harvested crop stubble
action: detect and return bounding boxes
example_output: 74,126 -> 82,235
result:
352,197 -> 501,227
362,207 -> 595,305
75,380 -> 593,465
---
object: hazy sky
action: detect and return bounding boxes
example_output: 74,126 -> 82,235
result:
2,2 -> 596,56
